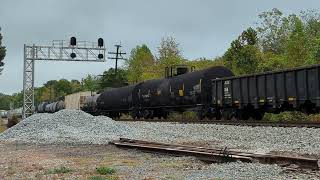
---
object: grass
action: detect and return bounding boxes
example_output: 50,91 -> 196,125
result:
262,111 -> 320,122
46,166 -> 73,174
90,176 -> 106,180
96,166 -> 116,175
90,175 -> 118,180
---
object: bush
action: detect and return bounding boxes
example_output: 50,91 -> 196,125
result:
308,114 -> 320,122
96,167 -> 116,175
46,166 -> 73,174
263,111 -> 309,122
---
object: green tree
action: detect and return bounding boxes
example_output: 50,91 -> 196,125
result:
187,57 -> 225,71
54,79 -> 72,98
99,68 -> 128,88
126,44 -> 155,83
70,80 -> 82,93
257,52 -> 287,72
256,8 -> 292,54
0,93 -> 12,110
0,27 -> 6,74
285,16 -> 308,67
11,92 -> 23,108
82,74 -> 100,92
157,37 -> 185,77
224,28 -> 262,75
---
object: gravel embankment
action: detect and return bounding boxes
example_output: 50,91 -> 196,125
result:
1,109 -> 320,155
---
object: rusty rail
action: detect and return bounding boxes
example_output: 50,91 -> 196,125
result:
110,138 -> 319,170
116,119 -> 320,128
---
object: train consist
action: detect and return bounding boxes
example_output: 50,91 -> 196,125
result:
81,64 -> 320,120
0,110 -> 8,118
37,101 -> 65,113
7,108 -> 23,119
82,65 -> 234,119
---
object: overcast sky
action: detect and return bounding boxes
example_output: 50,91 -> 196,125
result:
0,0 -> 319,94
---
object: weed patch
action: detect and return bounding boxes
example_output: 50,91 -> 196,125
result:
46,166 -> 73,174
96,166 -> 116,175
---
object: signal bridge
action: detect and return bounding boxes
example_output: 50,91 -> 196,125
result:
23,37 -> 106,118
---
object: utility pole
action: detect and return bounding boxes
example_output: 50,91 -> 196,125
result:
108,44 -> 126,75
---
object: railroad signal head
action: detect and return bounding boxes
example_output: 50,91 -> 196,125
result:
70,37 -> 77,46
98,38 -> 104,47
98,54 -> 103,59
70,52 -> 76,59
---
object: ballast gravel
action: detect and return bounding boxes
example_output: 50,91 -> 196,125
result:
0,109 -> 320,156
1,110 -> 320,179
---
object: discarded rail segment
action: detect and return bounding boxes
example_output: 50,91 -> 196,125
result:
111,138 -> 319,170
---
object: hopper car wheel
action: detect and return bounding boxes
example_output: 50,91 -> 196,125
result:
251,110 -> 264,120
237,110 -> 250,120
215,111 -> 222,120
163,112 -> 168,120
207,113 -> 214,120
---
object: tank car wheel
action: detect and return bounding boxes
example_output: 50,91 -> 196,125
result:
143,110 -> 150,119
222,110 -> 233,120
197,111 -> 205,120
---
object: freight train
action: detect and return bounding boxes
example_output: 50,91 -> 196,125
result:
81,64 -> 320,120
82,65 -> 233,119
36,101 -> 65,113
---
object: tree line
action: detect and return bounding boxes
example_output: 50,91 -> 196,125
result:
1,8 -> 320,110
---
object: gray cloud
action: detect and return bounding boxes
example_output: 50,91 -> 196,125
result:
0,0 -> 319,94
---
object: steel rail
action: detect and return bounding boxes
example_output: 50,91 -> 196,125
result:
115,119 -> 320,128
110,138 -> 319,170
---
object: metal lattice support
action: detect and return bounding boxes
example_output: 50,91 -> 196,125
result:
22,40 -> 106,118
23,45 -> 35,118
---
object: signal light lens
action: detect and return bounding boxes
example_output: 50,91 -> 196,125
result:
70,53 -> 76,58
98,54 -> 103,59
98,38 -> 104,47
70,37 -> 76,46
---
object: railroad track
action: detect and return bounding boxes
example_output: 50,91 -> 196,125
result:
111,138 -> 319,170
115,119 -> 320,128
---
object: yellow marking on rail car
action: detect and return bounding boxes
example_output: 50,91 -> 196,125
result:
259,99 -> 265,103
288,97 -> 296,101
179,90 -> 184,96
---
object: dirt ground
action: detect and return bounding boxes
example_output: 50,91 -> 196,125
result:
0,142 -> 210,180
1,142 -> 319,180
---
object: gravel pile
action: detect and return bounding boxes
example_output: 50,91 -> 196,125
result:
1,109 -> 320,155
0,110 -> 132,144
